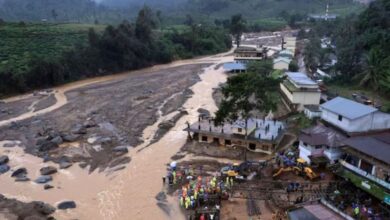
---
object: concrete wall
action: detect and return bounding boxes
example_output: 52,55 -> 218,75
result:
274,61 -> 289,70
280,83 -> 320,110
299,141 -> 341,164
280,83 -> 294,104
321,109 -> 390,133
304,108 -> 321,119
324,148 -> 342,163
196,133 -> 274,154
293,91 -> 321,106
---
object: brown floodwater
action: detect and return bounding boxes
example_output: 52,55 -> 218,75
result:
0,52 -> 233,219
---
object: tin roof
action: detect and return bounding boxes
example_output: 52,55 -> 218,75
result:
286,72 -> 318,86
321,97 -> 377,120
343,132 -> 390,164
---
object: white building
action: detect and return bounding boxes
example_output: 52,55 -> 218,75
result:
273,57 -> 291,70
299,124 -> 347,165
280,72 -> 321,111
320,97 -> 390,134
304,105 -> 322,119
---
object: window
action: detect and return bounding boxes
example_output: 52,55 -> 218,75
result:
360,159 -> 374,174
202,136 -> 208,142
225,140 -> 232,145
338,115 -> 343,121
315,145 -> 322,149
249,143 -> 256,150
238,128 -> 242,132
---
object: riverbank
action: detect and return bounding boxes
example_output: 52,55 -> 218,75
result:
0,50 -> 233,219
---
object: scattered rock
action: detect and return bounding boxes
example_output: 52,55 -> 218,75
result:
71,124 -> 87,135
44,184 -> 54,190
36,140 -> 58,152
11,167 -> 27,178
0,164 -> 10,174
155,192 -> 167,201
15,176 -> 30,182
111,165 -> 126,172
78,162 -> 88,169
0,155 -> 9,165
62,134 -> 80,142
57,201 -> 76,210
35,175 -> 53,184
92,145 -> 103,152
50,136 -> 63,145
158,120 -> 175,130
59,162 -> 72,169
83,120 -> 97,128
197,108 -> 210,117
31,201 -> 56,215
112,146 -> 129,153
40,166 -> 57,175
135,95 -> 150,100
178,108 -> 189,115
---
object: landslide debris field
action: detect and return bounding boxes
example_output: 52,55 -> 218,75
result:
0,63 -> 209,171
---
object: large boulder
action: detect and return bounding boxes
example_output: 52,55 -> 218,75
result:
35,175 -> 53,184
31,201 -> 56,215
83,120 -> 97,128
62,133 -> 80,142
11,167 -> 27,177
71,124 -> 87,135
158,120 -> 175,130
44,184 -> 54,190
57,201 -> 76,210
50,136 -> 63,145
40,166 -> 57,175
0,155 -> 9,165
36,140 -> 58,152
59,161 -> 72,169
112,146 -> 129,153
0,164 -> 10,174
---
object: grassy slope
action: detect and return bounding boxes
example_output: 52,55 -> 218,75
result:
0,23 -> 106,74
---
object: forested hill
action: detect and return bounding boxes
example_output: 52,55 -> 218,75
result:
0,0 -> 109,23
0,0 -> 364,23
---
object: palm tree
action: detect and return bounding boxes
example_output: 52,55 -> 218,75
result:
356,47 -> 385,91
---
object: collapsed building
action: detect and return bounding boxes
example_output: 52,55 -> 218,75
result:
186,118 -> 286,155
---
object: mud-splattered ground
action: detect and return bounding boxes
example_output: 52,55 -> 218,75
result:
0,64 -> 209,170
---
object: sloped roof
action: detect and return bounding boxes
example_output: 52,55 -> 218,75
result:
223,62 -> 246,71
300,124 -> 347,148
274,57 -> 291,64
343,133 -> 390,164
286,72 -> 317,86
321,97 -> 377,120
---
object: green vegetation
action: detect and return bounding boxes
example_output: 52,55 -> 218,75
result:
302,0 -> 389,110
215,60 -> 280,125
0,0 -> 363,24
248,18 -> 287,32
0,23 -> 106,74
0,7 -> 231,96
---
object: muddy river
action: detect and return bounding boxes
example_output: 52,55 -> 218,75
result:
0,53 -> 233,219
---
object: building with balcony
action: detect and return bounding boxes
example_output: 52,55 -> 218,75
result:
186,118 -> 286,154
320,97 -> 390,134
337,132 -> 390,205
280,72 -> 321,111
233,46 -> 264,62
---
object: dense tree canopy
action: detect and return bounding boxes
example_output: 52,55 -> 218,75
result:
215,61 -> 280,125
